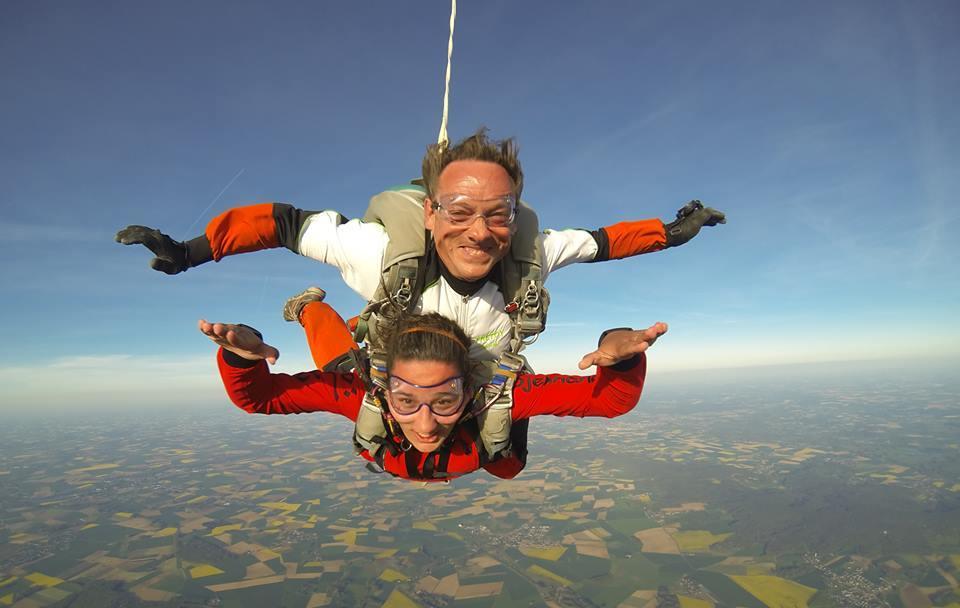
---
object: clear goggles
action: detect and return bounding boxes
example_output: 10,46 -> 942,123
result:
432,193 -> 517,228
386,374 -> 467,418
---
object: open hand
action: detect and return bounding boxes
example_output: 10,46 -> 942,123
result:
577,322 -> 668,370
198,320 -> 279,365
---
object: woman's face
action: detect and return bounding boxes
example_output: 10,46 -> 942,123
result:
386,358 -> 467,453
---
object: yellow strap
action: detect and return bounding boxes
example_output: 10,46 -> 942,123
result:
437,0 -> 456,148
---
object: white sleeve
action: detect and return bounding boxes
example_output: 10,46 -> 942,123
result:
296,212 -> 389,300
540,228 -> 600,276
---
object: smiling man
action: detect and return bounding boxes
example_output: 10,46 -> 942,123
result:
118,128 -> 723,361
424,159 -> 514,281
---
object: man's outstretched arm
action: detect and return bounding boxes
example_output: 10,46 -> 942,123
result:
591,200 -> 726,262
116,203 -> 340,274
540,200 -> 726,272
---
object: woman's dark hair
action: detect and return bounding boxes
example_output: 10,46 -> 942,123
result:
381,313 -> 473,381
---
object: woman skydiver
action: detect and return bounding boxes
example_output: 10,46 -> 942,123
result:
200,311 -> 666,482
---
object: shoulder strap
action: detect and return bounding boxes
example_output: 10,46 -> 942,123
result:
355,185 -> 429,346
470,351 -> 528,462
352,353 -> 395,460
501,200 -> 550,353
363,185 -> 428,297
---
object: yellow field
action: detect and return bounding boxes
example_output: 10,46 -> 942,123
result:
673,531 -> 731,552
34,587 -> 72,603
205,576 -> 284,592
306,592 -> 330,608
260,501 -> 301,512
246,563 -> 276,578
0,578 -> 15,589
68,463 -> 120,474
189,564 -> 225,579
662,502 -> 706,515
334,530 -> 358,544
678,595 -> 713,608
26,572 -> 64,587
131,585 -> 177,603
526,564 -> 573,586
951,555 -> 960,570
541,512 -> 571,521
412,520 -> 438,531
380,568 -> 408,582
383,589 -> 421,608
788,448 -> 823,462
519,545 -> 566,561
0,593 -> 13,606
209,524 -> 242,536
253,547 -> 282,561
730,574 -> 816,607
152,527 -> 177,538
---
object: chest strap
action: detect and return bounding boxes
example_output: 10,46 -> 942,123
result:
472,351 -> 526,462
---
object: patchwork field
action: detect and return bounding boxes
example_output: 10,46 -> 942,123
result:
2,366 -> 958,606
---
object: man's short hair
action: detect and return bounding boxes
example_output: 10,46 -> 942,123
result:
421,127 -> 524,199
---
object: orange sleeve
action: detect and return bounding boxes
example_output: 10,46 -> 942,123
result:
204,203 -> 280,261
601,219 -> 667,259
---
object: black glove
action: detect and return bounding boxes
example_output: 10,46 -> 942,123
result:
115,226 -> 190,274
664,200 -> 726,247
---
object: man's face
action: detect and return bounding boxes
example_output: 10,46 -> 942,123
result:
424,160 -> 516,282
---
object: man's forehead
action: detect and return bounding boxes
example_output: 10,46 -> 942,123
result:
437,160 -> 514,194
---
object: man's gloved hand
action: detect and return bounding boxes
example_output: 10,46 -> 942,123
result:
664,200 -> 726,247
115,226 -> 190,274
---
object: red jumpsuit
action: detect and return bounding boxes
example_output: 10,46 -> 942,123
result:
217,349 -> 647,482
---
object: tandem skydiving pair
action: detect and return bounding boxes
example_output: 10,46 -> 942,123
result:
117,128 -> 725,482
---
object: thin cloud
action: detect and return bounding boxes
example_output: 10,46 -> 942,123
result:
0,221 -> 103,243
0,354 -> 218,409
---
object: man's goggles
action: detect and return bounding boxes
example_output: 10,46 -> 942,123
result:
386,374 -> 467,418
432,193 -> 517,228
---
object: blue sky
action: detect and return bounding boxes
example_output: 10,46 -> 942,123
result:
2,0 -> 958,409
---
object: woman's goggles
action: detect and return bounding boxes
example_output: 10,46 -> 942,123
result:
386,374 -> 466,417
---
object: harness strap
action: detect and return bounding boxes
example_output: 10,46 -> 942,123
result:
436,448 -> 452,474
404,450 -> 420,479
473,351 -> 526,461
352,354 -> 392,458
